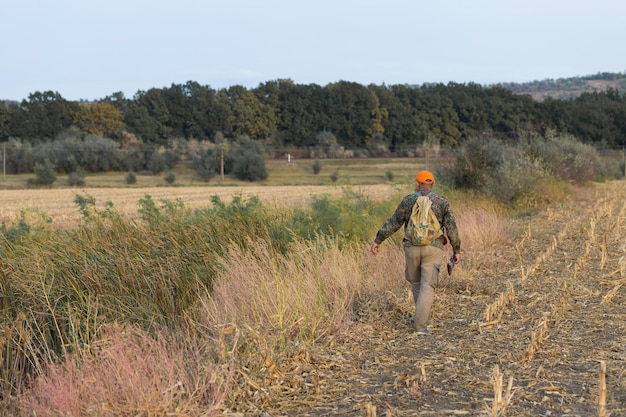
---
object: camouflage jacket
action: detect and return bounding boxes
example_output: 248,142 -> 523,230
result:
374,191 -> 461,254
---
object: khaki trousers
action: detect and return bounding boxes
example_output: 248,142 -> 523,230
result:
403,244 -> 443,330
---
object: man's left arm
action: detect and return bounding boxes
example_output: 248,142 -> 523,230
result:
442,205 -> 461,259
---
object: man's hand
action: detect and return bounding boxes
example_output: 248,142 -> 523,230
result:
447,253 -> 461,275
370,242 -> 380,255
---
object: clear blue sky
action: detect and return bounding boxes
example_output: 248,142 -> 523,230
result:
1,0 -> 625,101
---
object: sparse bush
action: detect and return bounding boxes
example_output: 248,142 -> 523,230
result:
287,188 -> 387,244
81,134 -> 123,172
28,159 -> 56,186
385,170 -> 394,181
161,148 -> 179,171
232,149 -> 268,181
527,134 -> 602,184
192,147 -> 219,182
149,151 -> 167,175
316,130 -> 339,158
149,148 -> 179,175
330,169 -> 339,183
312,159 -> 322,175
125,171 -> 137,184
451,134 -> 585,205
484,153 -> 547,204
164,170 -> 176,184
121,146 -> 151,172
67,168 -> 86,186
453,136 -> 508,191
4,138 -> 35,174
225,136 -> 268,182
0,208 -> 51,242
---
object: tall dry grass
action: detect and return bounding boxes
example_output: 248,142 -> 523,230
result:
196,237 -> 404,342
20,324 -> 231,416
455,200 -> 511,253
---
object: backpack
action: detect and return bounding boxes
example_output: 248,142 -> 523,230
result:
405,194 -> 442,246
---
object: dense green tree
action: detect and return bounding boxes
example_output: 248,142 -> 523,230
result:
445,82 -> 489,138
0,101 -> 12,140
367,90 -> 388,141
158,81 -> 218,140
366,85 -> 406,153
230,90 -> 278,139
567,90 -> 626,148
213,89 -> 234,138
272,80 -> 324,148
125,89 -> 172,144
324,81 -> 372,149
183,81 -> 220,139
385,85 -> 424,150
9,91 -> 80,141
416,84 -> 463,147
4,75 -> 625,157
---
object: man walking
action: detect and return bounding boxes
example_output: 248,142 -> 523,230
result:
370,171 -> 461,334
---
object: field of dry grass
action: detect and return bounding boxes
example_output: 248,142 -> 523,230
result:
0,184 -> 397,228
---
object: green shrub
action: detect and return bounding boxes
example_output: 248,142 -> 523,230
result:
125,171 -> 137,184
232,149 -> 268,181
450,134 -> 593,205
312,159 -> 322,175
330,169 -> 339,183
485,154 -> 547,204
226,136 -> 268,182
164,170 -> 176,184
192,148 -> 219,182
535,135 -> 602,184
28,159 -> 56,186
149,152 -> 167,175
287,188 -> 390,245
3,138 -> 35,174
453,136 -> 508,191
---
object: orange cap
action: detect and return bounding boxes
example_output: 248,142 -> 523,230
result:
416,170 -> 435,184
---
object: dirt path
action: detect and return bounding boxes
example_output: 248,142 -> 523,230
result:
232,181 -> 626,416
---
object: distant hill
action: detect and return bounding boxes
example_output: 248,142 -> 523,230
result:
493,71 -> 626,101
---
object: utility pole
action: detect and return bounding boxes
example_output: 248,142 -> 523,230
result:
220,145 -> 225,181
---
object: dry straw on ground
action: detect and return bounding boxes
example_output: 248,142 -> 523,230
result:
212,180 -> 626,415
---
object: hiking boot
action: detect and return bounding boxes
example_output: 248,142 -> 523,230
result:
415,328 -> 430,335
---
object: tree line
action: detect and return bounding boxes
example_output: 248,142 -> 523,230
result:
1,78 -> 625,156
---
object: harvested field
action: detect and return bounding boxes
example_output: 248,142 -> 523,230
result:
0,184 -> 395,228
220,181 -> 626,416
